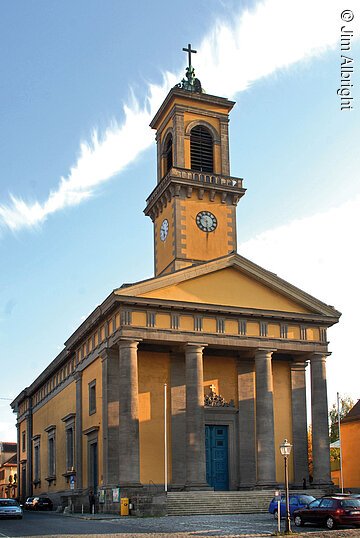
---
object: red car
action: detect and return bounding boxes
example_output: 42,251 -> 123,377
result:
293,496 -> 360,529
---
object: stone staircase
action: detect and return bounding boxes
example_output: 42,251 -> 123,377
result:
167,489 -> 324,516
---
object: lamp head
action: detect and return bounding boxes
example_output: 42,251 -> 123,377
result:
280,438 -> 292,456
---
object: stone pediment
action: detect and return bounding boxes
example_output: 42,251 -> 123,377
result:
116,253 -> 340,320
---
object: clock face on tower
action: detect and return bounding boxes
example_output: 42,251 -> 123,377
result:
196,211 -> 217,232
160,219 -> 169,241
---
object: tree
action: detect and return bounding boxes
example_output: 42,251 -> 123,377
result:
329,395 -> 354,443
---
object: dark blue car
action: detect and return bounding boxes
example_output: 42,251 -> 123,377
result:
269,494 -> 316,519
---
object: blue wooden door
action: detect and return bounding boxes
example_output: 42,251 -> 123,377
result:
205,425 -> 229,490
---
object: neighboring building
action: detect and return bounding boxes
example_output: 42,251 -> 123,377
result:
11,51 -> 341,513
0,443 -> 17,498
331,400 -> 360,489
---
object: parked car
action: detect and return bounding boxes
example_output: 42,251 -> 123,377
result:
293,496 -> 360,529
268,494 -> 316,519
0,498 -> 23,519
24,496 -> 53,511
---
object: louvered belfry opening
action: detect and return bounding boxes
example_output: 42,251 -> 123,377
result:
165,134 -> 173,174
190,125 -> 213,173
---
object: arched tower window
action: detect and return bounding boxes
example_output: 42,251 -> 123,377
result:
164,134 -> 173,174
190,125 -> 213,173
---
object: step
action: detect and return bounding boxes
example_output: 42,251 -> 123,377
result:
166,489 -> 325,516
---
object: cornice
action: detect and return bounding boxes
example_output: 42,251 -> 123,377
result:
150,87 -> 235,130
144,167 -> 245,220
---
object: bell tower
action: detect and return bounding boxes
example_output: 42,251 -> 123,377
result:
144,45 -> 246,277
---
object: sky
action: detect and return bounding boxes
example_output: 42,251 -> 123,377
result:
1,0 -> 359,441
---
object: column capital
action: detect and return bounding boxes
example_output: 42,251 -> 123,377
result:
254,348 -> 276,360
310,352 -> 331,363
291,360 -> 308,372
100,346 -> 118,362
73,371 -> 82,383
184,343 -> 207,353
115,338 -> 141,351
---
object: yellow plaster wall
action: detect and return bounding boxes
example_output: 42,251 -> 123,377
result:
139,267 -> 313,314
225,320 -> 238,335
288,326 -> 300,339
273,361 -> 294,483
268,324 -> 281,338
307,327 -> 320,341
32,382 -> 76,494
81,358 -> 103,488
155,200 -> 175,276
247,322 -> 259,337
138,351 -> 170,484
156,313 -> 171,329
341,421 -> 360,488
181,194 -> 233,261
179,315 -> 193,331
132,311 -> 147,327
203,317 -> 217,333
203,356 -> 237,408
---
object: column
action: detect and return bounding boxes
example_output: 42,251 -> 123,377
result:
173,112 -> 185,168
310,353 -> 332,485
291,361 -> 309,486
101,347 -> 120,487
118,339 -> 142,487
170,350 -> 186,488
74,371 -> 83,490
255,349 -> 276,487
185,343 -> 208,489
237,359 -> 256,488
220,119 -> 230,176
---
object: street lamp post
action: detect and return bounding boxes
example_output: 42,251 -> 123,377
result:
280,439 -> 293,534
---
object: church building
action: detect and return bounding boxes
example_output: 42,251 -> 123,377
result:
12,46 -> 341,513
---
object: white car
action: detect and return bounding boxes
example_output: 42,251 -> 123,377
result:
0,498 -> 23,519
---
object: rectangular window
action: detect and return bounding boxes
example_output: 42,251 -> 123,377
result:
48,433 -> 56,478
89,381 -> 96,415
22,431 -> 26,452
66,427 -> 74,470
34,443 -> 40,481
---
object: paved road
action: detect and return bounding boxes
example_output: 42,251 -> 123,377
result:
0,511 -> 359,537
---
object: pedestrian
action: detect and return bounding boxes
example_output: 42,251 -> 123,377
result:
89,489 -> 96,514
302,477 -> 307,489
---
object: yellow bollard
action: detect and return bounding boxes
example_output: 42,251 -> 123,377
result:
120,497 -> 129,516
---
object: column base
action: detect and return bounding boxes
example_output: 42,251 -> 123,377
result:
185,482 -> 213,491
312,480 -> 333,488
238,483 -> 257,490
119,482 -> 143,489
256,481 -> 279,490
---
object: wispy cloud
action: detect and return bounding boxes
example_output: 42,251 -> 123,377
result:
0,0 -> 355,232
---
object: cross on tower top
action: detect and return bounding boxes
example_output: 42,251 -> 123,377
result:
182,43 -> 197,69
